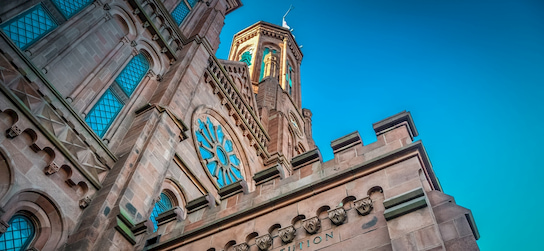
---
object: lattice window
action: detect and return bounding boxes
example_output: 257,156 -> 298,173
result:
0,215 -> 35,251
240,51 -> 252,66
187,0 -> 198,8
150,193 -> 173,232
115,54 -> 150,97
171,1 -> 191,25
85,89 -> 123,137
51,0 -> 93,19
1,4 -> 57,49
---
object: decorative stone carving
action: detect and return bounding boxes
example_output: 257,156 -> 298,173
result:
302,216 -> 321,234
278,225 -> 296,243
6,125 -> 21,138
44,162 -> 59,175
79,196 -> 92,209
255,234 -> 273,250
328,207 -> 347,225
354,197 -> 373,216
232,242 -> 249,251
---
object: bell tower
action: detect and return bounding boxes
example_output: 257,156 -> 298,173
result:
228,21 -> 314,169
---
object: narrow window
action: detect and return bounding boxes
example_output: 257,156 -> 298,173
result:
1,4 -> 57,49
286,62 -> 293,95
259,48 -> 277,81
150,193 -> 173,232
0,215 -> 36,251
51,0 -> 93,19
85,54 -> 150,137
171,0 -> 197,26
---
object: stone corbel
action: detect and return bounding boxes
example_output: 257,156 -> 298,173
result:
5,124 -> 22,138
44,162 -> 59,175
79,196 -> 92,209
232,242 -> 249,251
354,197 -> 373,216
327,207 -> 347,225
302,216 -> 321,234
278,225 -> 296,243
255,234 -> 273,250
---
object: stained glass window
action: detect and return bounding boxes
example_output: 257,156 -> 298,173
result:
171,2 -> 190,26
0,215 -> 35,251
240,51 -> 252,66
150,193 -> 173,232
1,4 -> 57,49
85,89 -> 123,137
51,0 -> 93,19
115,54 -> 150,97
195,117 -> 242,188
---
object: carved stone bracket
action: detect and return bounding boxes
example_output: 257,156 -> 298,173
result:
44,162 -> 60,175
79,196 -> 92,209
302,216 -> 321,234
232,242 -> 249,251
328,207 -> 347,225
5,124 -> 21,138
354,197 -> 373,216
278,225 -> 296,243
255,234 -> 273,250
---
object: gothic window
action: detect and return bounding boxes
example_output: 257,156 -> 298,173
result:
259,48 -> 277,81
171,0 -> 197,26
85,53 -> 150,137
51,0 -> 93,19
1,1 -> 93,50
1,4 -> 57,50
150,192 -> 174,232
0,215 -> 36,251
195,116 -> 243,188
240,51 -> 252,66
286,62 -> 293,95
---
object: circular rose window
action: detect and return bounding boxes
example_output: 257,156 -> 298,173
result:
195,116 -> 243,188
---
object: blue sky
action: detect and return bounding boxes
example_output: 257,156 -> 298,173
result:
216,0 -> 544,249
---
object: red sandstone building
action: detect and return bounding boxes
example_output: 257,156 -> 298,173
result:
0,0 -> 479,250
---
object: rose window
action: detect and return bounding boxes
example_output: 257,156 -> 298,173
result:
195,117 -> 243,188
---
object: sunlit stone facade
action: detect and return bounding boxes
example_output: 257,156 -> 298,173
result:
0,0 -> 479,250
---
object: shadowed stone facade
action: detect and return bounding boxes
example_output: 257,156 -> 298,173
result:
0,0 -> 479,250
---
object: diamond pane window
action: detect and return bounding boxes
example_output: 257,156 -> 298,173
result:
195,117 -> 243,188
150,193 -> 173,232
51,0 -> 93,19
188,0 -> 198,8
0,215 -> 35,251
171,2 -> 190,25
115,54 -> 150,97
1,4 -> 57,49
240,51 -> 252,66
85,89 -> 123,137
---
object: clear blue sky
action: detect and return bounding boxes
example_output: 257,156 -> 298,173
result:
216,0 -> 544,249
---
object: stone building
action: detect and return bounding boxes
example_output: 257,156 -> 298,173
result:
0,0 -> 479,250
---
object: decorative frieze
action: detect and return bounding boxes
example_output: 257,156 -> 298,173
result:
354,197 -> 373,216
327,207 -> 347,225
255,234 -> 273,250
44,162 -> 60,175
278,225 -> 296,243
232,242 -> 249,251
302,216 -> 321,234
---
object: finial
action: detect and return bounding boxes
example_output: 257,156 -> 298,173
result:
282,5 -> 294,30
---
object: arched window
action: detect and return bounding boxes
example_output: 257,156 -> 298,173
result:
0,215 -> 36,251
171,0 -> 198,26
150,192 -> 173,232
286,62 -> 293,95
85,53 -> 150,137
1,1 -> 93,49
240,51 -> 252,66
